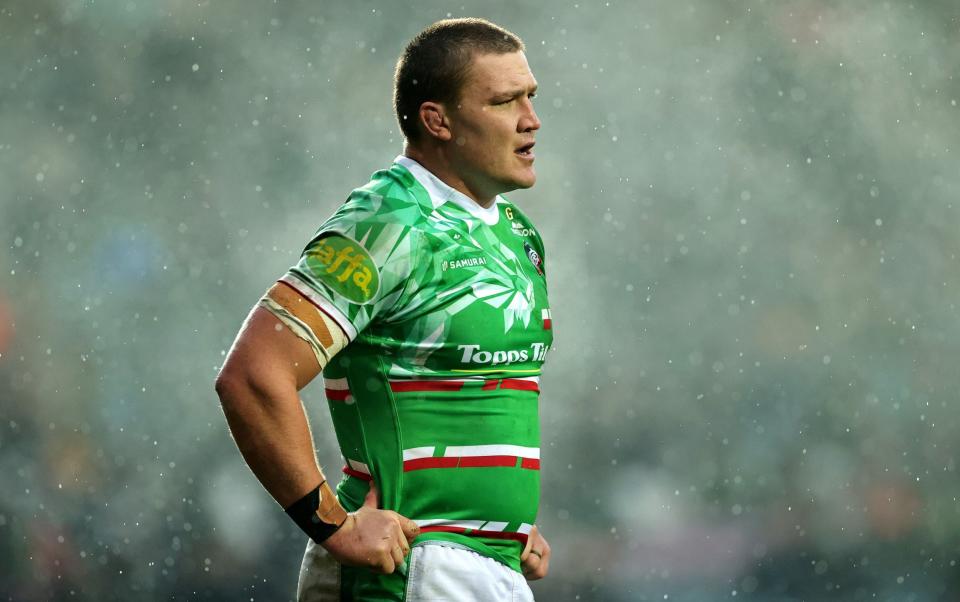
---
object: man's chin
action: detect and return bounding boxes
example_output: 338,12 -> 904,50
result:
487,170 -> 536,197
510,169 -> 537,191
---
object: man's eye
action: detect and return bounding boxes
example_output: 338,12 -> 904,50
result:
528,93 -> 537,100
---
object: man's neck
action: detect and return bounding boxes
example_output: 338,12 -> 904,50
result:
403,144 -> 497,209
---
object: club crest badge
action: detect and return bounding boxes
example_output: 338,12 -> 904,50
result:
524,242 -> 543,276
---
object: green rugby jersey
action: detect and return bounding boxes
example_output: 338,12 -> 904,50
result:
278,156 -> 552,587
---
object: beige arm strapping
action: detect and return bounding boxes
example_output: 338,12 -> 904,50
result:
258,282 -> 350,370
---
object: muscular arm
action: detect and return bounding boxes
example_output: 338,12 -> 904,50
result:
214,305 -> 324,507
214,294 -> 419,572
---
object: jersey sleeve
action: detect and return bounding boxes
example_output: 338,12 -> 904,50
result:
277,190 -> 423,341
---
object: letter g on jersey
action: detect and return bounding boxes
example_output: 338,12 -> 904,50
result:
305,234 -> 380,304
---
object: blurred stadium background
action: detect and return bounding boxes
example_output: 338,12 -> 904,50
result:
3,1 -> 960,600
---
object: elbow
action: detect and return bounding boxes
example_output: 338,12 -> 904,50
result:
214,362 -> 282,412
214,364 -> 246,408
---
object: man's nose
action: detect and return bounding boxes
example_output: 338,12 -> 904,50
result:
519,99 -> 541,132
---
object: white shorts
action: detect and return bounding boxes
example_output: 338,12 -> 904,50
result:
297,539 -> 535,601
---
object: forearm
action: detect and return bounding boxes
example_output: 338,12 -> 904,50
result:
217,377 -> 325,508
214,297 -> 348,518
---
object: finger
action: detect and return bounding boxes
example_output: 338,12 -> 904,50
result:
530,536 -> 550,579
539,535 -> 551,576
390,543 -> 405,567
398,515 -> 420,543
376,552 -> 396,575
533,557 -> 549,580
520,526 -> 536,562
522,551 -> 540,577
362,482 -> 379,509
392,522 -> 411,556
540,544 -> 551,565
531,549 -> 550,580
524,554 -> 549,581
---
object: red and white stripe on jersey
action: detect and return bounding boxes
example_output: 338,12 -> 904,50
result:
389,375 -> 539,394
402,444 -> 540,472
341,457 -> 372,481
488,376 -> 539,392
541,308 -> 552,330
323,377 -> 354,404
389,379 -> 467,393
279,273 -> 357,341
413,519 -> 533,543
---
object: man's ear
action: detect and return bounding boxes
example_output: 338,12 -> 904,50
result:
418,101 -> 453,142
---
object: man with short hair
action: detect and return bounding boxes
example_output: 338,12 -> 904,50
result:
215,18 -> 552,600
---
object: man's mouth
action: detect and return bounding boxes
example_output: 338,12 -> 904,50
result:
515,141 -> 535,159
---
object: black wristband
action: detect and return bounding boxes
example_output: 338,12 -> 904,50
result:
284,482 -> 343,544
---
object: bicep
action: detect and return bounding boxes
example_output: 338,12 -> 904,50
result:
221,305 -> 323,394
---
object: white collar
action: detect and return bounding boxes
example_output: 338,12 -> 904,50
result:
394,155 -> 501,226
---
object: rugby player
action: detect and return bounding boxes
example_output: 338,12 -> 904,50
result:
215,18 -> 552,600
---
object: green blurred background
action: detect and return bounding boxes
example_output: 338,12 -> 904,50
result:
3,1 -> 960,600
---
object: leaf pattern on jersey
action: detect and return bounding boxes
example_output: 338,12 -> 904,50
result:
428,204 -> 536,334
